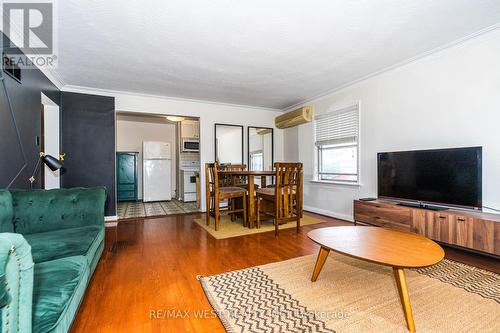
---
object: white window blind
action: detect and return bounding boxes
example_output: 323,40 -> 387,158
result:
314,104 -> 359,146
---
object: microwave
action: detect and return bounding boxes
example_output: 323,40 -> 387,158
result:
181,138 -> 199,152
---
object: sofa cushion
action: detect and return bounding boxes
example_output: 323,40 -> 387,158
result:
0,190 -> 14,232
24,226 -> 103,264
32,256 -> 89,333
10,187 -> 106,234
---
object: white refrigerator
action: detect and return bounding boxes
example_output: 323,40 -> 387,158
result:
143,141 -> 172,202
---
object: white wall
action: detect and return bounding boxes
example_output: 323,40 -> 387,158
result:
287,28 -> 500,220
116,114 -> 177,199
283,127 -> 299,162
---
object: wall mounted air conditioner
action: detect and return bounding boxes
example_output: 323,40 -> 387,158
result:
275,106 -> 314,129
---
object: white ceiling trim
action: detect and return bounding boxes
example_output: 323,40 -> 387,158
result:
283,22 -> 500,112
61,84 -> 282,112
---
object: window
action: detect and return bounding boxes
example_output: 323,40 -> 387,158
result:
314,104 -> 359,184
250,151 -> 263,171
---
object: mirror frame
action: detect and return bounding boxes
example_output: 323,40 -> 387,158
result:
214,123 -> 244,164
247,126 -> 274,171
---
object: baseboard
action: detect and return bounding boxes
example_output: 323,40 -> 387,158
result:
105,215 -> 118,228
105,215 -> 118,221
303,205 -> 354,222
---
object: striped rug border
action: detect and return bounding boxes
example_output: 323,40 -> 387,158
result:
414,258 -> 499,304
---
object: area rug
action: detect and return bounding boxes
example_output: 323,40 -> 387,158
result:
117,199 -> 199,220
199,252 -> 499,333
193,214 -> 325,239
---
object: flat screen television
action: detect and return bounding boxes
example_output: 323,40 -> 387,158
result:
377,147 -> 482,209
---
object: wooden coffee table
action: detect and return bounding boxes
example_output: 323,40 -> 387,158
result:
308,226 -> 444,333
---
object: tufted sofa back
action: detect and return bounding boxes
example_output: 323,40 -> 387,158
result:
0,190 -> 14,232
10,187 -> 106,234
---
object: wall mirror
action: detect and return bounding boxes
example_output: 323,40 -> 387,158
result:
248,127 -> 273,171
215,124 -> 243,164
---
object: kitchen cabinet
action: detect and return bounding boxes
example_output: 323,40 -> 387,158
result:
181,120 -> 200,139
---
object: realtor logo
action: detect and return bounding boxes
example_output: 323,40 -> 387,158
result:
2,1 -> 57,68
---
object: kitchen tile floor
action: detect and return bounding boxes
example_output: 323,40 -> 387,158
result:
117,199 -> 199,220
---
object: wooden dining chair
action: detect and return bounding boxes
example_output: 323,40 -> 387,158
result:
218,164 -> 247,187
205,163 -> 247,231
218,164 -> 249,221
255,162 -> 303,236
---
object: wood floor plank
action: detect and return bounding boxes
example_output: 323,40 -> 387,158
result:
70,212 -> 499,332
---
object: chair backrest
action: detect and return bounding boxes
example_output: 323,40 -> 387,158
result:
205,162 -> 219,196
274,162 -> 303,219
219,164 -> 247,171
218,164 -> 247,187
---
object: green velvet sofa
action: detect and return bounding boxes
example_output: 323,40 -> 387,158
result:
0,187 -> 106,333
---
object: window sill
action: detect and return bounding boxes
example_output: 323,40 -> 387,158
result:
309,180 -> 361,187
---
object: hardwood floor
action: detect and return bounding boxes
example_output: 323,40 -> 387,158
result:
70,212 -> 499,333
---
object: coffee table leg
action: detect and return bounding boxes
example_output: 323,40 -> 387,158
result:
311,247 -> 330,282
393,267 -> 416,333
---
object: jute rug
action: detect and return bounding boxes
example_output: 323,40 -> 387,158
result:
199,252 -> 499,333
193,214 -> 325,239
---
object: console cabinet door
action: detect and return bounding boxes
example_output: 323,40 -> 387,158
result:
495,223 -> 500,256
452,215 -> 473,248
425,212 -> 454,243
425,212 -> 440,240
471,219 -> 495,254
411,209 -> 426,235
437,213 -> 454,244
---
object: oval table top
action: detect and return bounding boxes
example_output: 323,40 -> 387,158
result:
308,226 -> 444,268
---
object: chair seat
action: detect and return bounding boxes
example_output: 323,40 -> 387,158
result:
256,187 -> 296,197
256,187 -> 275,196
232,183 -> 259,191
219,186 -> 246,195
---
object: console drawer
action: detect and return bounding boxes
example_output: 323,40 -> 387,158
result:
354,201 -> 412,231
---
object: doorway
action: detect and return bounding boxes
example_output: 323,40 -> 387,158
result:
41,93 -> 60,189
115,112 -> 201,220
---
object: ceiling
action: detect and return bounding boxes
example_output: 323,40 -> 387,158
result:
57,0 -> 500,109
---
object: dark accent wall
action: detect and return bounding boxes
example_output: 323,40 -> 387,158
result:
0,33 -> 60,189
60,92 -> 116,216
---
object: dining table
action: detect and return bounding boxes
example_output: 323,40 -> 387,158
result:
218,170 -> 275,228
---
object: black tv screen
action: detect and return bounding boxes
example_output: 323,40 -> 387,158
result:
377,147 -> 482,209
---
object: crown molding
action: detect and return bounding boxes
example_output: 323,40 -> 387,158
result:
282,23 -> 500,112
61,84 -> 282,113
